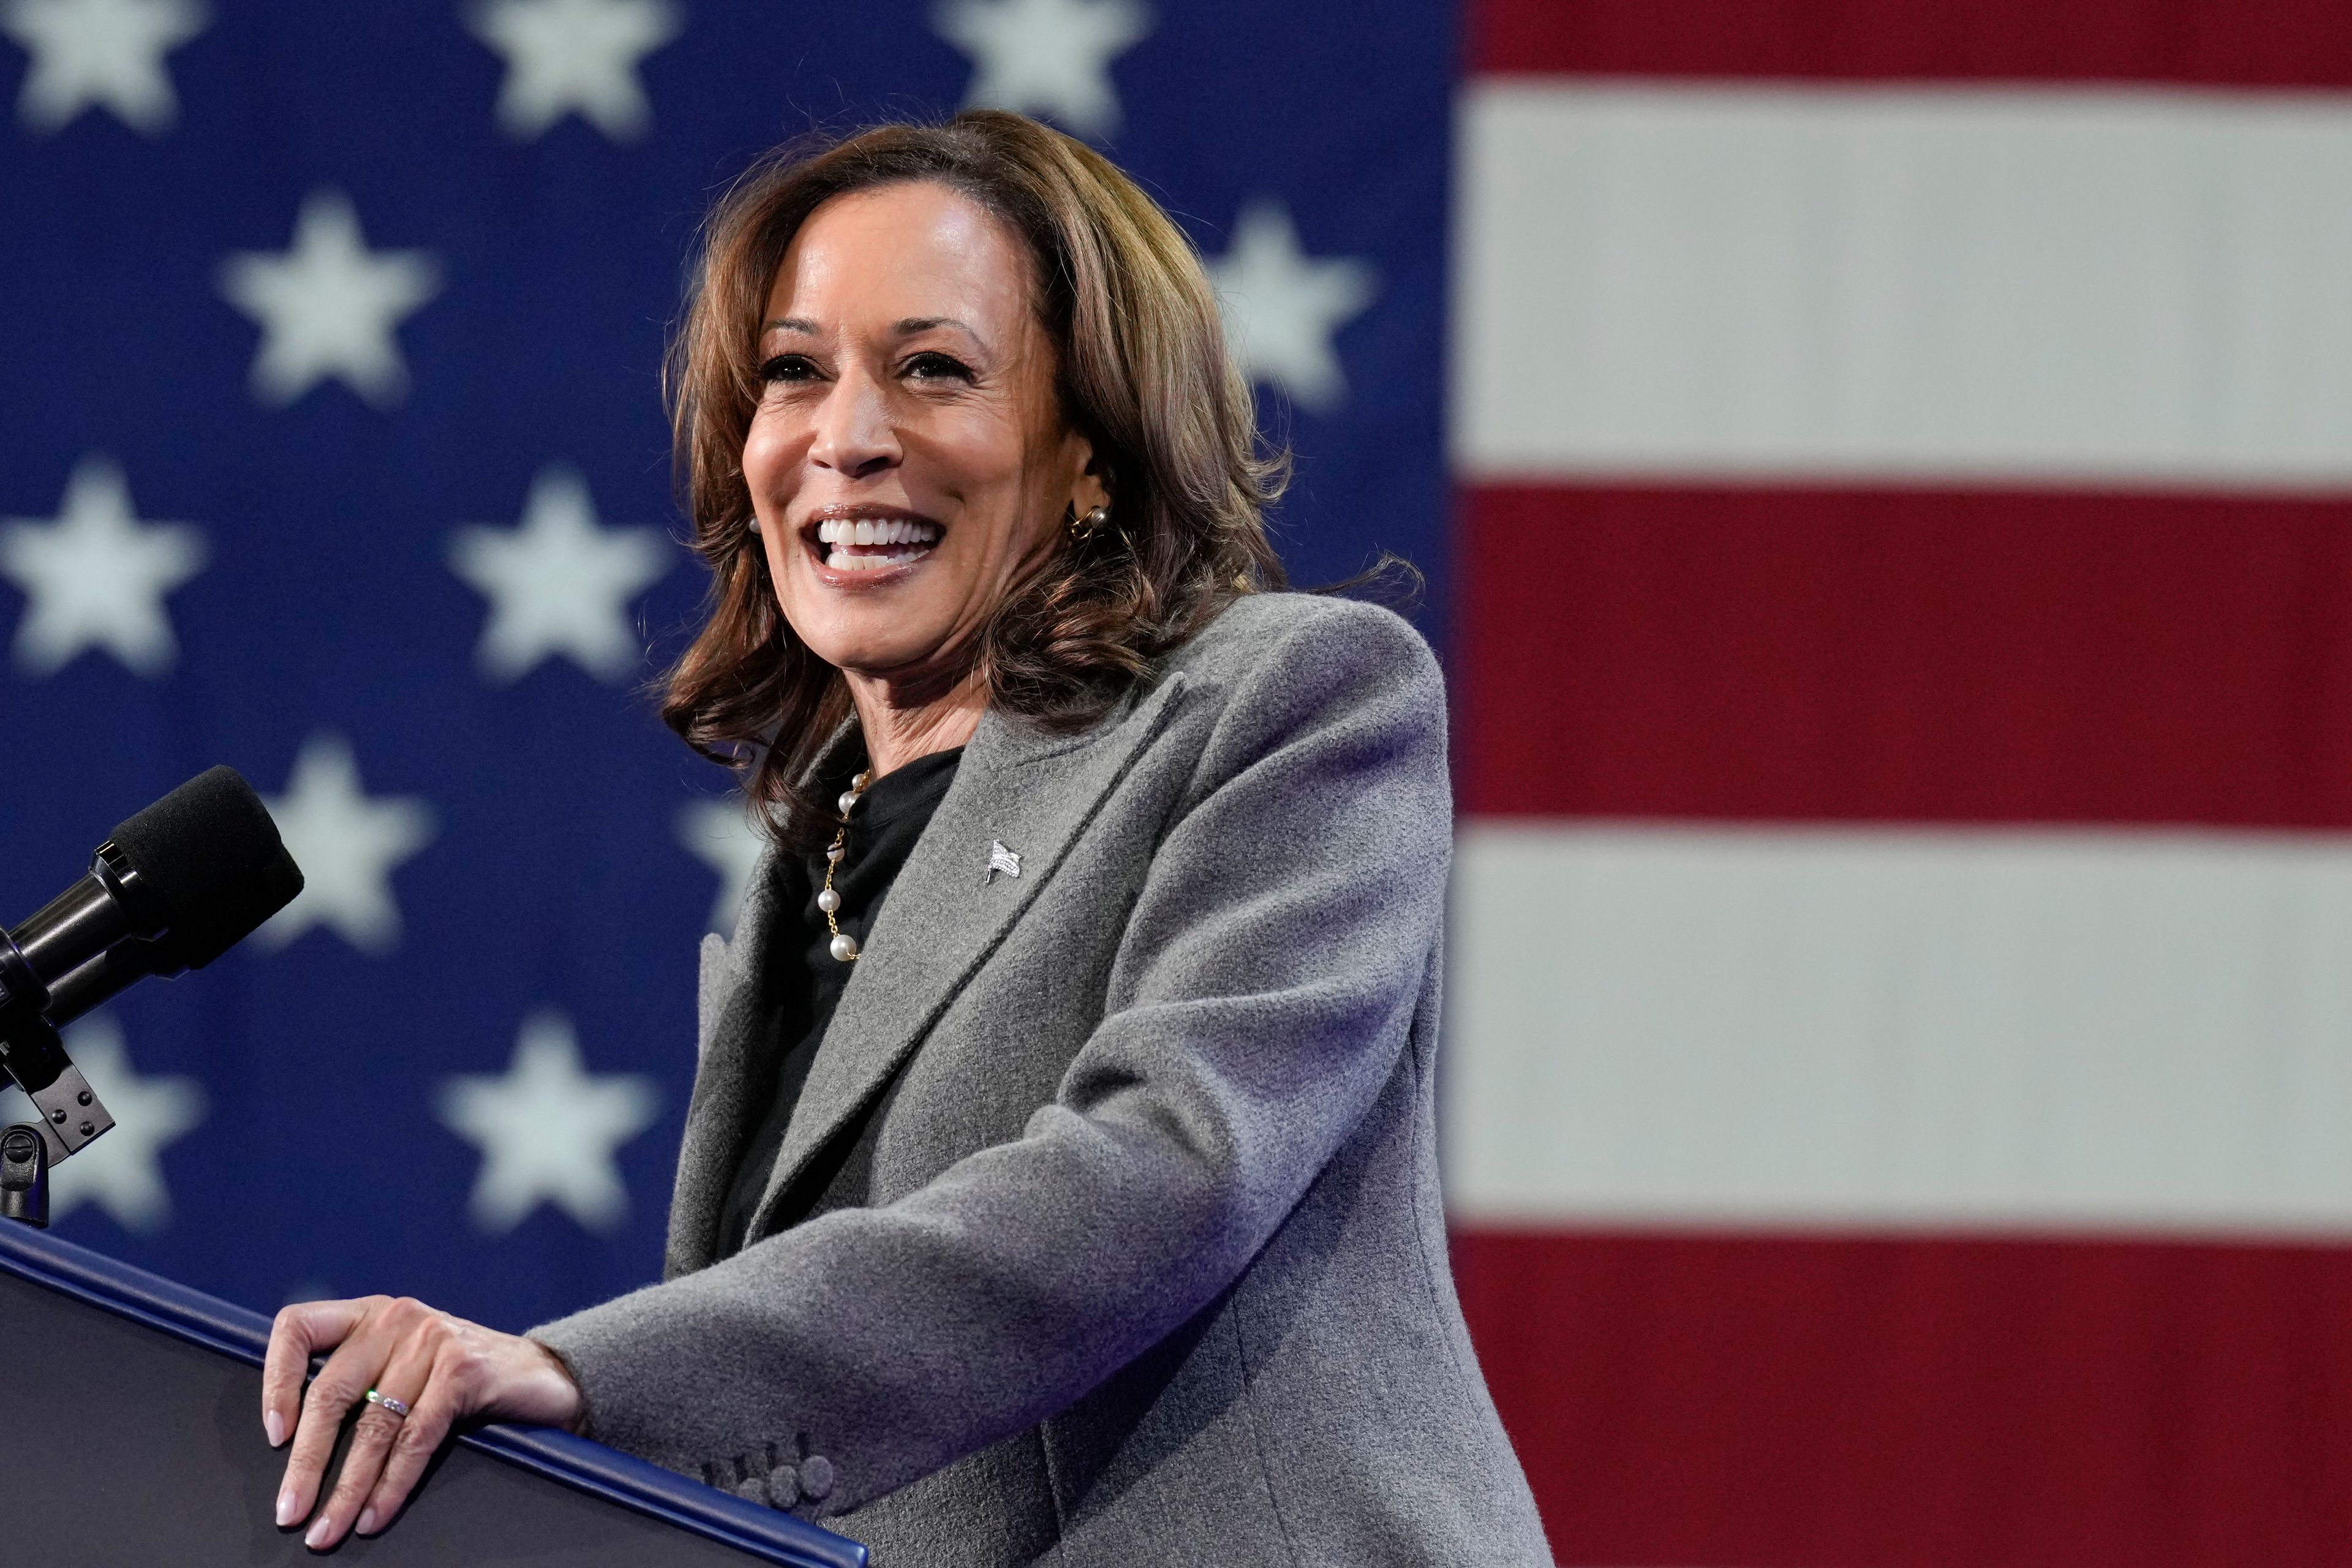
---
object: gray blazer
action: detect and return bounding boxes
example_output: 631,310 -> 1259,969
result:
533,592 -> 1552,1567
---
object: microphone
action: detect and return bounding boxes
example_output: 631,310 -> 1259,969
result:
0,767 -> 303,1163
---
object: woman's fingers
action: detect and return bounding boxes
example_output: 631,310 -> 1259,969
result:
275,1297 -> 408,1529
303,1400 -> 410,1549
306,1331 -> 436,1549
356,1370 -> 469,1537
260,1297 -> 373,1450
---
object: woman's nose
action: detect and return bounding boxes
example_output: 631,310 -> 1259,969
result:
809,375 -> 899,480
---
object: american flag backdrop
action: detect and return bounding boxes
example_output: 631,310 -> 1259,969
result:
1447,2 -> 2352,1564
4,0 -> 2348,1562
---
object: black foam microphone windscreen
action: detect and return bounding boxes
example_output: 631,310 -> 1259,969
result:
17,771 -> 306,1029
152,846 -> 304,972
104,765 -> 287,937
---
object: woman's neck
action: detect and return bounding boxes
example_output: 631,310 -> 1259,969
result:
843,665 -> 986,778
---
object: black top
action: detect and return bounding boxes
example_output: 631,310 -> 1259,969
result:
715,746 -> 965,1260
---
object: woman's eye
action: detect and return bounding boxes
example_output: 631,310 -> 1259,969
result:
759,354 -> 817,383
903,352 -> 974,382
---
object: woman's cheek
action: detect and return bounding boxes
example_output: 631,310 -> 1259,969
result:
761,530 -> 796,595
742,402 -> 812,489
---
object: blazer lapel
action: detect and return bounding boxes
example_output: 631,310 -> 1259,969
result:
662,842 -> 804,1277
665,718 -> 873,1273
747,672 -> 1189,1235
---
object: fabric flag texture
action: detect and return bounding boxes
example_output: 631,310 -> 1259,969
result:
1450,1 -> 2352,1564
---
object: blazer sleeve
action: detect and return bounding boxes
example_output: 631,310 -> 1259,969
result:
529,600 -> 1453,1517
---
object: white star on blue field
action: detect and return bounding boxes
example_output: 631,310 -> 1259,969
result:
261,734 -> 437,956
439,1010 -> 661,1235
468,0 -> 680,140
1,455 -> 206,677
2,0 -> 206,134
217,189 -> 442,409
1207,200 -> 1379,414
450,464 -> 673,684
933,0 -> 1151,140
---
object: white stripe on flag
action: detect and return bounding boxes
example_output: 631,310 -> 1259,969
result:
1446,824 -> 2352,1232
1454,83 -> 2352,485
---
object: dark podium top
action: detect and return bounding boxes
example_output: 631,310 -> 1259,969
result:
0,1221 -> 867,1566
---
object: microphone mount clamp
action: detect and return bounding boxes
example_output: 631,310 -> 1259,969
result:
0,919 -> 118,1175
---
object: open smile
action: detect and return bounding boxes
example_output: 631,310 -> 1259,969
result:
801,506 -> 943,574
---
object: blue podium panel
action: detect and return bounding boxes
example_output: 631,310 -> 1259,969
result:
0,1223 -> 866,1566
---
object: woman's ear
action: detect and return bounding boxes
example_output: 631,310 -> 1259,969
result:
1068,437 -> 1112,518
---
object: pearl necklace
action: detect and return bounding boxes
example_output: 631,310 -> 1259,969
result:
818,768 -> 871,962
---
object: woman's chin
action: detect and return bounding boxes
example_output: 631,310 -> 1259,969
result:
792,610 -> 960,680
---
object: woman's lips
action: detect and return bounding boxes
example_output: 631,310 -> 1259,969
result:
805,514 -> 943,573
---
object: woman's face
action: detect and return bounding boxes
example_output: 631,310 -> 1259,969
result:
742,179 -> 1106,685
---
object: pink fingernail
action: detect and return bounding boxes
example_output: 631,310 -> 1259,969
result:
265,1410 -> 287,1447
305,1516 -> 331,1549
356,1507 -> 379,1536
275,1488 -> 298,1528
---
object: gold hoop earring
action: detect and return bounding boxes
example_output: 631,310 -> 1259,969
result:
1069,503 -> 1111,540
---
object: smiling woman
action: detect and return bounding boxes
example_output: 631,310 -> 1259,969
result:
260,111 -> 1549,1567
665,114 -> 1286,850
738,176 -> 1114,776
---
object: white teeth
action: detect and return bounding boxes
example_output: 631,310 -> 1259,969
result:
812,516 -> 941,551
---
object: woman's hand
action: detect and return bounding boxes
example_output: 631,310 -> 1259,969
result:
262,1294 -> 586,1548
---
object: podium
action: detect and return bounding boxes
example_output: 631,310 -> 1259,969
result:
0,1222 -> 868,1564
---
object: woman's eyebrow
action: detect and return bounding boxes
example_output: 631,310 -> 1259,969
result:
761,316 -> 982,341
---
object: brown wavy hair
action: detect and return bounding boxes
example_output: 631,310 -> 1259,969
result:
660,111 -> 1287,848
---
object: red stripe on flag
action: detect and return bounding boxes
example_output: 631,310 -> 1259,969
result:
1472,0 -> 2352,89
1454,1226 -> 2352,1567
1457,484 -> 2352,827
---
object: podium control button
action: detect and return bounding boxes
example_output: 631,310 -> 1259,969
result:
765,1463 -> 800,1508
730,1476 -> 766,1506
799,1455 -> 835,1501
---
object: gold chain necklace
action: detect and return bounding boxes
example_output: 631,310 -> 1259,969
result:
818,768 -> 871,962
